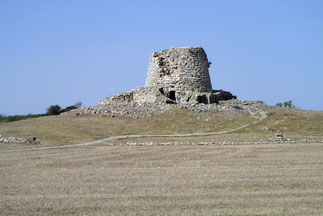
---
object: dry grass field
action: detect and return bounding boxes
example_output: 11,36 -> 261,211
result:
1,143 -> 323,215
1,107 -> 323,215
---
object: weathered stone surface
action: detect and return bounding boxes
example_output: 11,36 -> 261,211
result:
146,47 -> 212,94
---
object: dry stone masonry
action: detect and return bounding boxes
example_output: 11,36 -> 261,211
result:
80,47 -> 244,118
145,47 -> 213,103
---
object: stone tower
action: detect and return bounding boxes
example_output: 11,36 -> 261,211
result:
99,46 -> 236,106
145,47 -> 212,103
145,47 -> 213,100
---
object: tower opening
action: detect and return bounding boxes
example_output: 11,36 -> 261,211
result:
169,91 -> 176,101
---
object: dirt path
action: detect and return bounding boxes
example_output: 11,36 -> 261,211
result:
0,111 -> 267,153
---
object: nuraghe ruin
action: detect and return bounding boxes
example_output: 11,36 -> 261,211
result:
100,47 -> 236,105
80,47 -> 265,118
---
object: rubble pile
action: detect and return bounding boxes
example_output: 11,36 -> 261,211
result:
79,99 -> 266,118
268,133 -> 290,142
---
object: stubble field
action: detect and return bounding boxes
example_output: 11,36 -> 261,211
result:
1,143 -> 323,215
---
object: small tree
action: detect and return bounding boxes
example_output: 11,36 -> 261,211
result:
276,100 -> 295,108
276,103 -> 283,107
283,100 -> 295,108
75,101 -> 82,109
46,105 -> 62,115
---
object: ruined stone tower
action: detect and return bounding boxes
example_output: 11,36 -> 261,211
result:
145,47 -> 212,93
99,47 -> 236,106
140,47 -> 215,104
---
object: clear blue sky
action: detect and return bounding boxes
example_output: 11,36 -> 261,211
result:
1,0 -> 322,115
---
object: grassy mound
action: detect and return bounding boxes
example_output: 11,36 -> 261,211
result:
0,107 -> 322,146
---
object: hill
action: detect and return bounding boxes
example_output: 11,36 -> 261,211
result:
0,104 -> 323,215
0,102 -> 322,148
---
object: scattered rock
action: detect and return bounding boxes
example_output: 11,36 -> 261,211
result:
0,136 -> 40,144
268,133 -> 290,142
26,137 -> 37,143
125,140 -> 286,146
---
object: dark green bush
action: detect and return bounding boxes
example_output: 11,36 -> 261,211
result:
276,100 -> 295,108
46,105 -> 62,115
284,100 -> 295,108
61,105 -> 77,113
1,101 -> 82,123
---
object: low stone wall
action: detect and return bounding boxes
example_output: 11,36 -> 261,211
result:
0,135 -> 39,144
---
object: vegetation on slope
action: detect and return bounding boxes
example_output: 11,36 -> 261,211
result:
0,102 -> 82,123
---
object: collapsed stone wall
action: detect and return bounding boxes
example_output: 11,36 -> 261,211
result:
99,88 -> 236,106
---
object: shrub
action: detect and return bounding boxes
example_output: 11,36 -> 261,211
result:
46,105 -> 62,115
61,105 -> 77,113
283,100 -> 295,108
276,103 -> 283,107
275,100 -> 295,108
